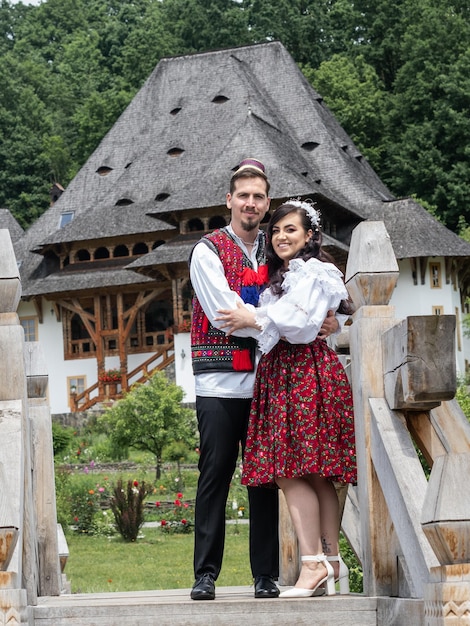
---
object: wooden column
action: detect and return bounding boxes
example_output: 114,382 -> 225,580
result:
345,221 -> 400,596
0,229 -> 33,621
25,342 -> 62,596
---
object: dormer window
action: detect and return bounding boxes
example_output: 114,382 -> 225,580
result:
212,95 -> 229,104
59,212 -> 74,228
96,166 -> 113,176
155,193 -> 170,202
301,142 -> 319,152
167,147 -> 185,157
115,199 -> 134,206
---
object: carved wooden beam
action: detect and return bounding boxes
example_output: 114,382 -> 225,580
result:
383,315 -> 456,411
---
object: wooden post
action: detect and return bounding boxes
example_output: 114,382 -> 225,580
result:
422,452 -> 470,625
0,229 -> 33,621
345,221 -> 400,596
25,342 -> 62,596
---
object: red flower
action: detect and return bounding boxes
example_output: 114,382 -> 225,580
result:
133,480 -> 139,487
174,499 -> 182,507
177,492 -> 183,499
155,501 -> 161,507
181,519 -> 187,525
161,520 -> 167,526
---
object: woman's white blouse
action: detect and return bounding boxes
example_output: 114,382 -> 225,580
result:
254,258 -> 348,354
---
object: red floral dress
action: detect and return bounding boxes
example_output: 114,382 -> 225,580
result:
241,258 -> 357,486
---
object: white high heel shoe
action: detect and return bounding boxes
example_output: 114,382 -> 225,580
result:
327,554 -> 350,594
279,554 -> 335,598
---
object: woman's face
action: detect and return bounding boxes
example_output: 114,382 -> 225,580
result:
270,211 -> 312,267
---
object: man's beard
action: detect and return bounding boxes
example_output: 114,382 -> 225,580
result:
241,218 -> 258,232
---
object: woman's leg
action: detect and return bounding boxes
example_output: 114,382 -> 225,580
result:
306,475 -> 340,578
276,476 -> 327,589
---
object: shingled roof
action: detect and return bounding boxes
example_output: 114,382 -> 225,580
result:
14,41 -> 470,299
35,201 -> 175,250
0,209 -> 24,244
377,198 -> 470,259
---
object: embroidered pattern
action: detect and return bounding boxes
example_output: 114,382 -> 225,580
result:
191,228 -> 267,373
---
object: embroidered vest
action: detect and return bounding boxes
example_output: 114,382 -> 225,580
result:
191,228 -> 267,374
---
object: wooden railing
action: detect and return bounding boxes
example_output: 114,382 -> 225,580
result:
1,222 -> 469,625
341,222 -> 469,623
279,221 -> 470,624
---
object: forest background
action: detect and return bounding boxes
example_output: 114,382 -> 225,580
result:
1,0 -> 469,239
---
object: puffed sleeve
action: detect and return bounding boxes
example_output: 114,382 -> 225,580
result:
255,258 -> 348,354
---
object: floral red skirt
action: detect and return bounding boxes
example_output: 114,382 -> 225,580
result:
242,339 -> 357,487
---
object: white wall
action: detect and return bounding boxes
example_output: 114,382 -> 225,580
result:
390,258 -> 468,376
174,332 -> 195,404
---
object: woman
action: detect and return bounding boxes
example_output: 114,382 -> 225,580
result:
216,199 -> 357,598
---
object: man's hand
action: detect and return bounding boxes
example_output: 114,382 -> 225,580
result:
318,309 -> 339,340
215,302 -> 258,335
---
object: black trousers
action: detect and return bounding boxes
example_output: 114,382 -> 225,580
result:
193,396 -> 279,580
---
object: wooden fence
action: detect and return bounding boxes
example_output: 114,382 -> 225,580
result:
1,222 -> 469,625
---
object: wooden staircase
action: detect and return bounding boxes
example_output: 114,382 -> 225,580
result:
70,343 -> 175,411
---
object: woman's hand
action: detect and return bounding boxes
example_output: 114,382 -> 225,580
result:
215,302 -> 259,335
318,309 -> 339,340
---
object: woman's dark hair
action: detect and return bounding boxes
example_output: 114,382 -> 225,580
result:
266,201 -> 353,315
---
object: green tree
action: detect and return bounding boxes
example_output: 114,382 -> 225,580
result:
305,53 -> 388,165
159,0 -> 250,55
98,372 -> 196,480
0,53 -> 52,226
383,1 -> 470,230
244,0 -> 346,68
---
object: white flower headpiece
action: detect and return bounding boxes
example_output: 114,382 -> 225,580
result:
288,199 -> 321,228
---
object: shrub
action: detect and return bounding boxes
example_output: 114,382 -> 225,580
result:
157,492 -> 194,534
110,478 -> 149,541
51,422 -> 75,457
69,474 -> 111,535
54,467 -> 73,531
456,381 -> 470,421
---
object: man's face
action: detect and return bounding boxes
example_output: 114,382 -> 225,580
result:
226,176 -> 271,233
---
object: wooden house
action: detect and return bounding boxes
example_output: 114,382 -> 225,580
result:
6,40 -> 469,414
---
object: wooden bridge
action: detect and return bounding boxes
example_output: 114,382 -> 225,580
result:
1,222 -> 469,626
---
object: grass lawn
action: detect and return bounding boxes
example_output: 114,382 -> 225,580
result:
65,523 -> 252,594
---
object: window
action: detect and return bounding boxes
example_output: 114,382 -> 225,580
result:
68,377 -> 85,396
20,317 -> 38,341
66,311 -> 96,358
430,262 -> 441,288
68,376 -> 86,410
432,306 -> 443,315
59,212 -> 74,228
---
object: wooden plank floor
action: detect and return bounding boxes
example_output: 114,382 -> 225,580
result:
34,586 -> 380,626
34,583 -> 426,626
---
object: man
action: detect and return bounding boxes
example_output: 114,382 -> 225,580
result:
189,158 -> 339,601
189,158 -> 280,600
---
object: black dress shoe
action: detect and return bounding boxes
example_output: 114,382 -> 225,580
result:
190,573 -> 215,600
254,575 -> 280,598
